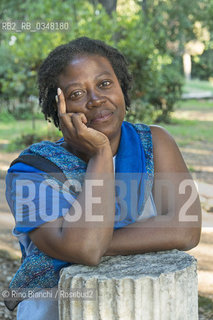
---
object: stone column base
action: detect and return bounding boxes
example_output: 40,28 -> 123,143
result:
58,250 -> 198,320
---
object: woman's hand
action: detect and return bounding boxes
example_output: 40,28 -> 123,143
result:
57,88 -> 110,159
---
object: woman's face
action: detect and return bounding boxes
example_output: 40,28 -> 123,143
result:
58,54 -> 126,144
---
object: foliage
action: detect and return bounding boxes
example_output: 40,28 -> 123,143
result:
0,98 -> 43,120
149,62 -> 183,122
192,49 -> 213,80
189,0 -> 213,79
125,100 -> 159,124
0,0 -> 205,123
115,13 -> 183,121
140,0 -> 204,55
0,110 -> 15,122
200,0 -> 213,33
0,0 -> 116,109
198,295 -> 213,319
141,0 -> 213,88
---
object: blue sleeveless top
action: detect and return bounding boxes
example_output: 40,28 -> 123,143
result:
5,121 -> 155,310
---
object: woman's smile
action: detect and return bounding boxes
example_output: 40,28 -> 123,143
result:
88,110 -> 114,125
58,54 -> 126,151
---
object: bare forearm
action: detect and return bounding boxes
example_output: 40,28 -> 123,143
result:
60,145 -> 115,263
104,214 -> 201,256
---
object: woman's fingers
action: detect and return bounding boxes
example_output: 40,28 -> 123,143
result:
71,113 -> 88,131
57,87 -> 66,116
55,88 -> 88,138
56,88 -> 73,131
56,87 -> 87,126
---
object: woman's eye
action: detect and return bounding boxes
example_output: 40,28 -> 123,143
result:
99,80 -> 111,88
70,90 -> 84,99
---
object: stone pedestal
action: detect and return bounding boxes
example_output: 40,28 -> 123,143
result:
58,250 -> 198,320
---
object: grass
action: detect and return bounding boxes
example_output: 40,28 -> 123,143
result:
198,295 -> 213,319
158,117 -> 213,147
183,79 -> 213,94
175,99 -> 213,111
158,92 -> 213,147
0,119 -> 47,141
0,119 -> 62,152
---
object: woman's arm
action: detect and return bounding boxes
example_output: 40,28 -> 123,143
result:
104,125 -> 201,256
29,90 -> 115,266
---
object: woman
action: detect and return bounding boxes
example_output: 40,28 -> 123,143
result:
5,37 -> 201,319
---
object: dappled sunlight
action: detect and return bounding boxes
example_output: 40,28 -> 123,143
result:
180,147 -> 212,155
198,271 -> 213,298
188,229 -> 213,299
173,110 -> 213,121
0,152 -> 19,177
178,144 -> 213,185
192,165 -> 213,173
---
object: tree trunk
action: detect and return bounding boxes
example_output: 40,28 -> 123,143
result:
98,0 -> 117,15
141,0 -> 147,14
183,52 -> 192,81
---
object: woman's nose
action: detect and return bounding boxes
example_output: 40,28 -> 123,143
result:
86,93 -> 106,109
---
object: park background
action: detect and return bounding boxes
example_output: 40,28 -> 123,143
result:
0,0 -> 213,319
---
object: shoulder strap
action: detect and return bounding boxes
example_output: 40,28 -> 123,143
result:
10,154 -> 67,184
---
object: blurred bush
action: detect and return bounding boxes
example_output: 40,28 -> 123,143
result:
0,0 -> 189,124
125,100 -> 158,124
192,49 -> 213,80
7,128 -> 62,152
0,99 -> 44,120
0,110 -> 15,122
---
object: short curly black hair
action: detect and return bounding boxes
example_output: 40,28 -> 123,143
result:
38,37 -> 132,128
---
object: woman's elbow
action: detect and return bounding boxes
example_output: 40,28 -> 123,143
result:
179,227 -> 201,251
76,244 -> 102,266
64,240 -> 103,266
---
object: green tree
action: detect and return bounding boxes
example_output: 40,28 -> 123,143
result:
0,0 -> 114,102
140,0 -> 206,55
97,0 -> 117,15
1,0 -> 196,122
